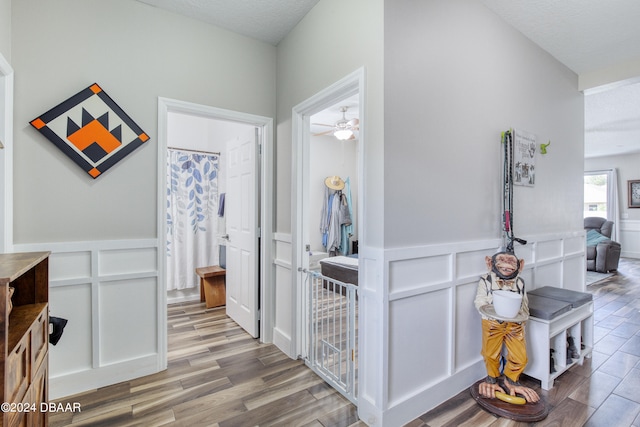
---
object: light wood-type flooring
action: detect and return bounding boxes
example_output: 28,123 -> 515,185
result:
50,258 -> 640,426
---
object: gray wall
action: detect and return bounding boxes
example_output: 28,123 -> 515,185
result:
276,0 -> 384,248
0,0 -> 9,61
12,0 -> 276,243
384,0 -> 585,247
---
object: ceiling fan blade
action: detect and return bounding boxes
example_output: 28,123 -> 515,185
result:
311,123 -> 334,127
312,129 -> 334,136
348,118 -> 359,127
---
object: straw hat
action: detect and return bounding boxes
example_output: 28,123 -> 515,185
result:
325,175 -> 345,190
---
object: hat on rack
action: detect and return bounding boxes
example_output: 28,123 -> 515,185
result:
325,175 -> 345,190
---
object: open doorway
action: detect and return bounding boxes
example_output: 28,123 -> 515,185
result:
157,98 -> 274,366
164,112 -> 254,303
308,95 -> 360,262
291,68 -> 364,403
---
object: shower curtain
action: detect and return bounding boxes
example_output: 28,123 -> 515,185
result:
167,149 -> 219,291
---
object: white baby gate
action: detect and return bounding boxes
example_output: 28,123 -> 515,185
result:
303,270 -> 358,405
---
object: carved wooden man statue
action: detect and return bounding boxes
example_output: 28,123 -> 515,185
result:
474,250 -> 540,403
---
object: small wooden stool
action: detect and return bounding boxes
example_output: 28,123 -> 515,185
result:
195,266 -> 226,308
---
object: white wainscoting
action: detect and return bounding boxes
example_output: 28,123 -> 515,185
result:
14,239 -> 162,400
381,231 -> 585,426
620,220 -> 640,259
273,232 -> 294,357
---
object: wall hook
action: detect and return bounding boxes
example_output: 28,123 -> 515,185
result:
540,140 -> 551,154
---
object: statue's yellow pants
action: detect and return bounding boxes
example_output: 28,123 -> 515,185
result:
481,319 -> 528,383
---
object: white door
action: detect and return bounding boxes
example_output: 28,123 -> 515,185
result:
226,132 -> 259,337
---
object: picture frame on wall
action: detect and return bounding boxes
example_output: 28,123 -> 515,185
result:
628,180 -> 640,208
30,83 -> 149,179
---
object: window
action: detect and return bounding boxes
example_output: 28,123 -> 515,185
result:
584,173 -> 607,219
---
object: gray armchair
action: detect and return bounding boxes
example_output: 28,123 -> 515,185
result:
584,217 -> 621,273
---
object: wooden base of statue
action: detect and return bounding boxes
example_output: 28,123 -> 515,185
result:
470,379 -> 548,422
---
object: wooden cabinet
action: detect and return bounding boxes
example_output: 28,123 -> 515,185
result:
0,252 -> 49,427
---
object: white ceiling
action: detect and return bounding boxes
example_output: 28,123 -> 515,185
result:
136,0 -> 640,157
136,0 -> 319,46
310,94 -> 360,139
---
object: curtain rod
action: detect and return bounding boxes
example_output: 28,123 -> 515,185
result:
168,146 -> 220,156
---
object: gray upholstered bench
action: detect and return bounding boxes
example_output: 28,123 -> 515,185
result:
524,286 -> 594,389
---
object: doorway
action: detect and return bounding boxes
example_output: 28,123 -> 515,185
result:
157,98 -> 274,366
291,68 -> 364,369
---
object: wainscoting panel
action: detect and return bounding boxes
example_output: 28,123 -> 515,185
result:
14,239 -> 162,400
50,251 -> 91,280
99,247 -> 157,276
273,233 -> 293,357
536,239 -> 563,262
49,283 -> 93,375
534,261 -> 563,288
564,235 -> 585,256
99,277 -> 158,364
620,220 -> 640,259
456,248 -> 491,279
455,280 -> 483,371
388,288 -> 451,406
382,231 -> 586,426
388,254 -> 451,295
515,241 -> 535,266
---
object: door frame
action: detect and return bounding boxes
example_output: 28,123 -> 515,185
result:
157,97 -> 274,368
291,68 -> 365,357
0,53 -> 14,253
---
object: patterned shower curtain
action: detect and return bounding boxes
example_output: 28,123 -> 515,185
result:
167,149 -> 219,291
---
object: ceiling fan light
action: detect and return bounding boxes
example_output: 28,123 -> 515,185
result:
334,129 -> 353,140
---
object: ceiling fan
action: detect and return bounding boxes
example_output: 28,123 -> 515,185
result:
312,106 -> 359,140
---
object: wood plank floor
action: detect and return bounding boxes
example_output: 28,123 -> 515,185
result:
50,258 -> 640,426
49,300 -> 364,427
410,257 -> 640,427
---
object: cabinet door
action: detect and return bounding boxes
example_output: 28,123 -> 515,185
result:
30,310 -> 48,375
6,334 -> 30,403
27,358 -> 47,427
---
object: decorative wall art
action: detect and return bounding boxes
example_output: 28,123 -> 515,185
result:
30,83 -> 149,178
628,180 -> 640,208
513,129 -> 537,187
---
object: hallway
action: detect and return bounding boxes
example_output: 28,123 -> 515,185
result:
49,302 -> 362,426
50,258 -> 640,426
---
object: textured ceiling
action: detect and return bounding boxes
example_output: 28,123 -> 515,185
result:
482,0 -> 640,158
481,0 -> 640,75
584,81 -> 640,158
136,0 -> 319,45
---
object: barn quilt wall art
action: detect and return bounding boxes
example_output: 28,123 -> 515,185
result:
30,83 -> 149,178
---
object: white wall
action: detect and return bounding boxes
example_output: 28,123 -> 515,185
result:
276,0 -> 384,244
385,0 -> 584,247
309,135 -> 359,253
12,0 -> 276,398
12,0 -> 276,243
378,1 -> 585,425
586,153 -> 640,258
